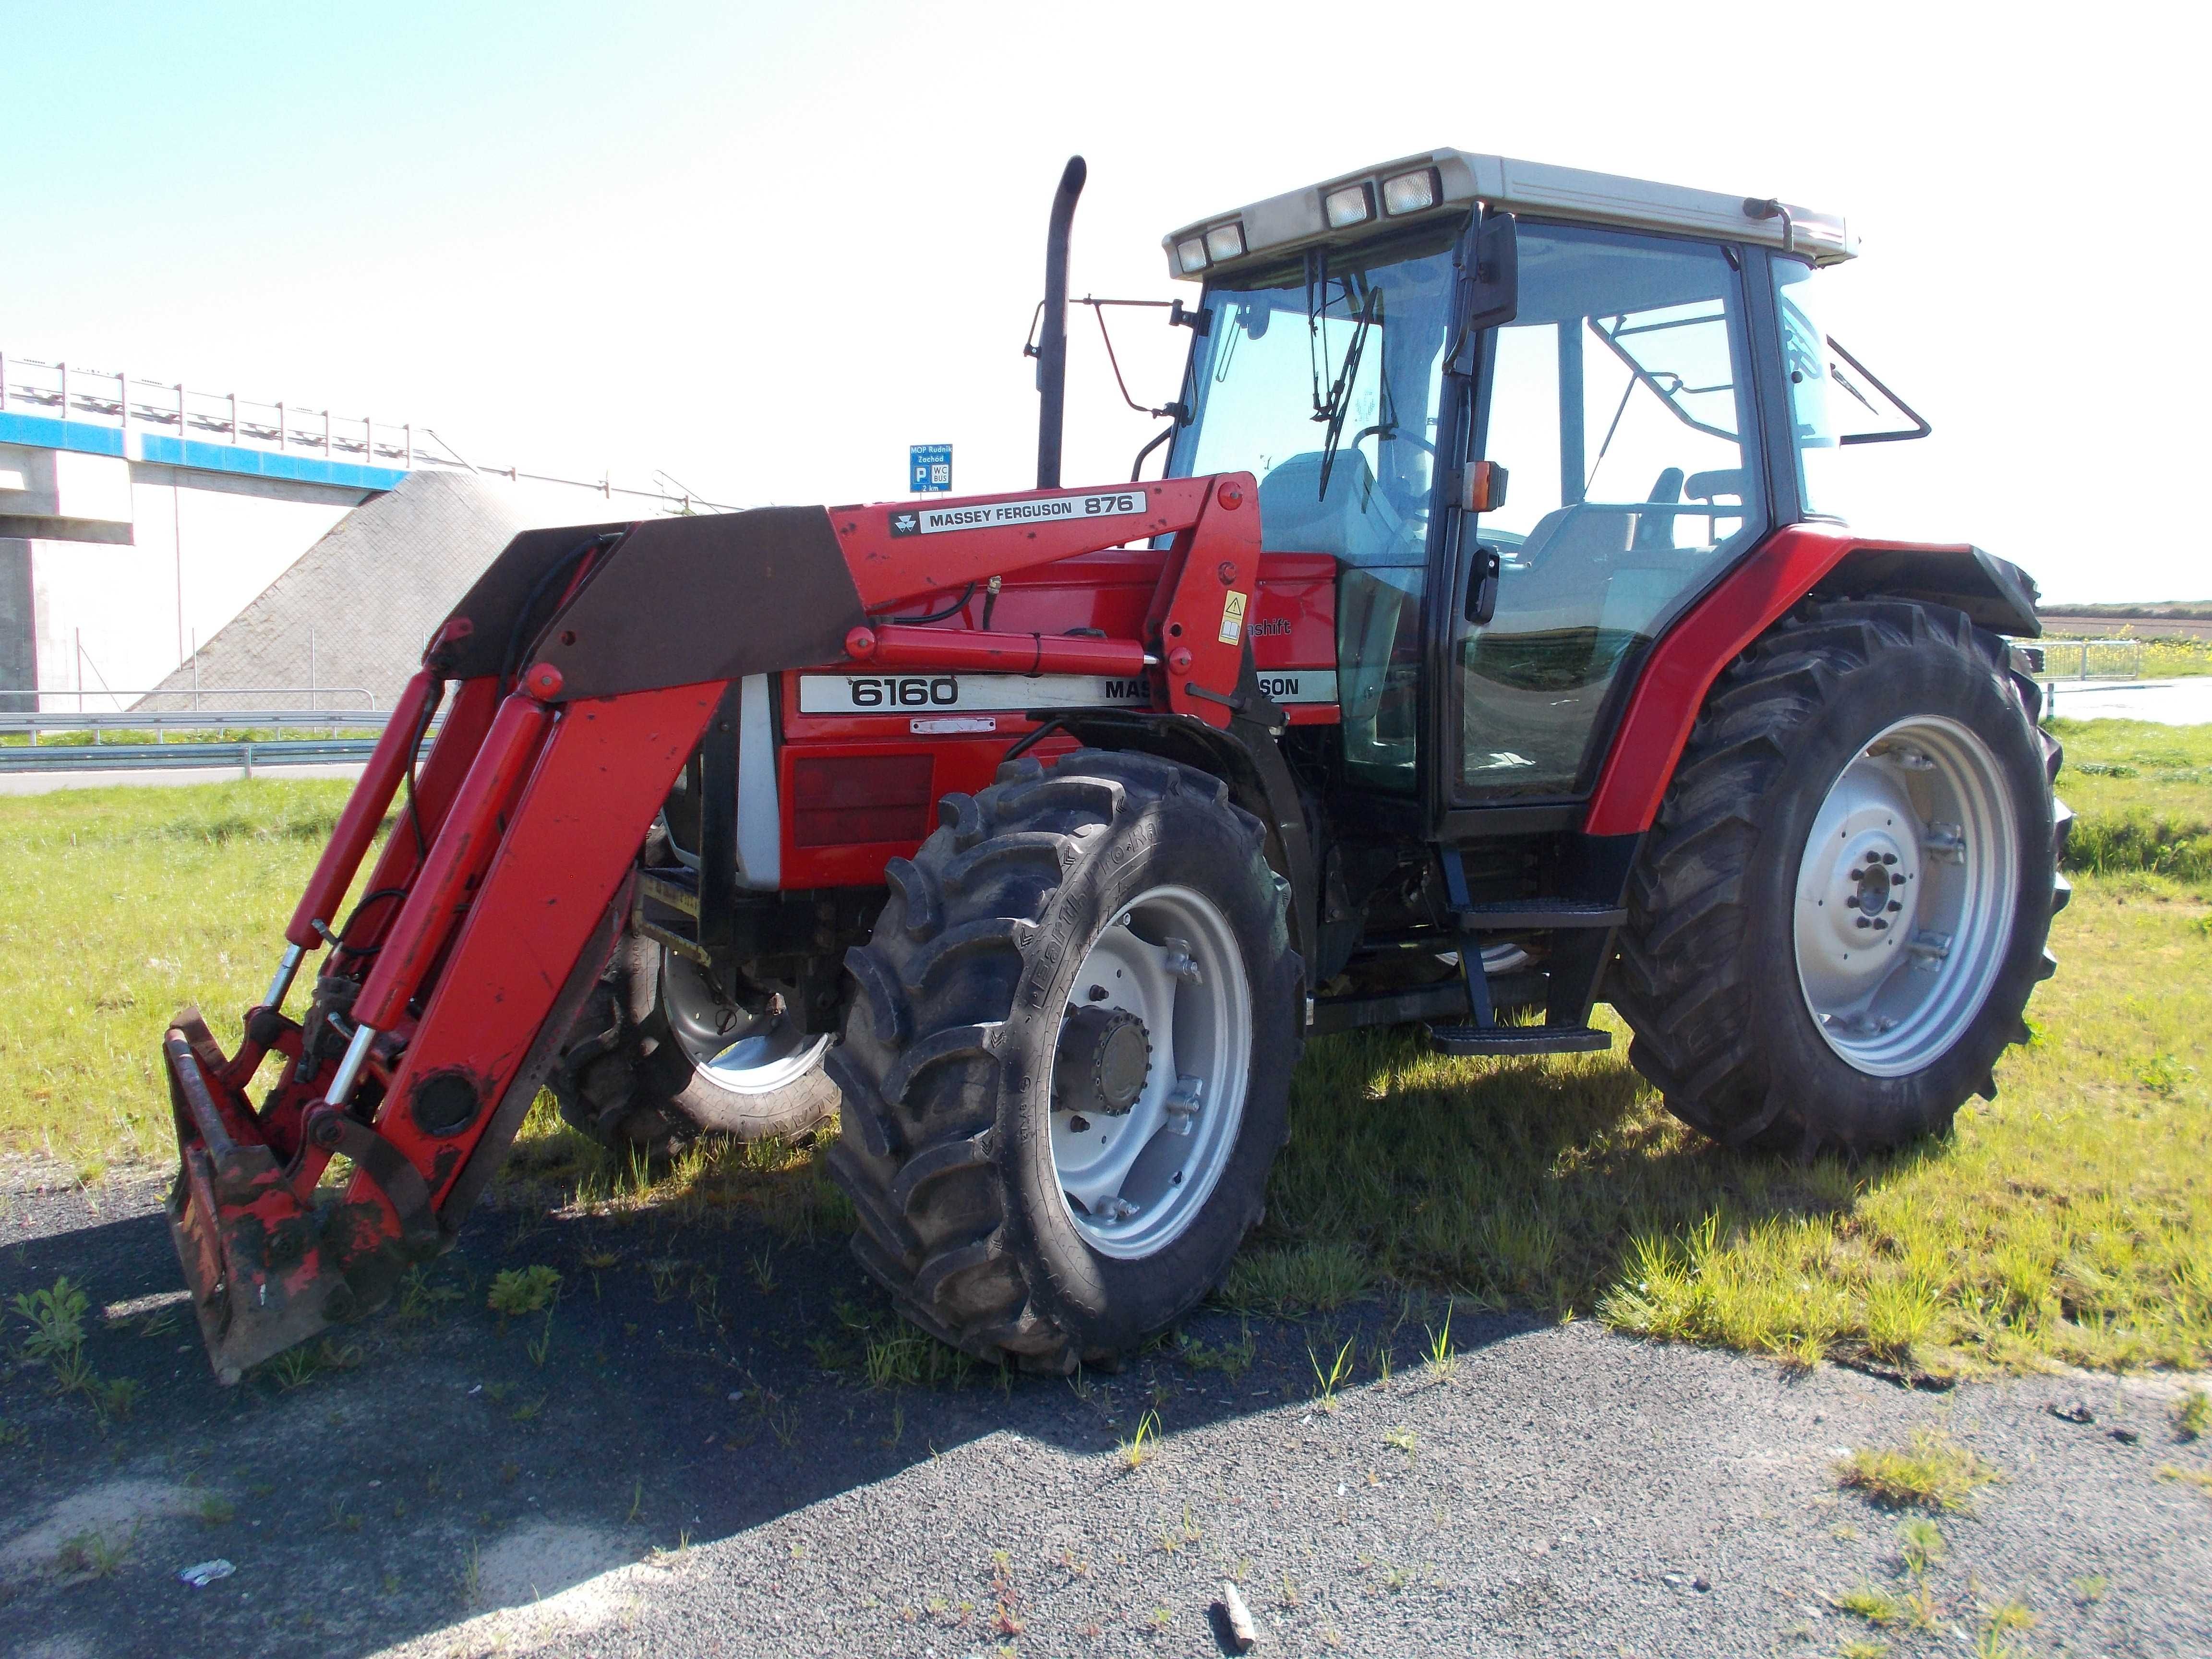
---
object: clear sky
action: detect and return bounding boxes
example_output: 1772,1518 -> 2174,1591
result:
4,1 -> 2203,601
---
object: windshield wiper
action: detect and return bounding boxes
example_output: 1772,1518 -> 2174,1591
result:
1308,269 -> 1382,500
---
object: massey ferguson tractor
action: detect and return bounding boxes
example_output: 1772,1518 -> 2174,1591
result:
160,151 -> 2067,1382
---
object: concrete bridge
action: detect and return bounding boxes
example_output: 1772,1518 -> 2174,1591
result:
0,350 -> 724,712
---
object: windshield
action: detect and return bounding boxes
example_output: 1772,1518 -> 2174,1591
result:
1166,222 -> 1461,568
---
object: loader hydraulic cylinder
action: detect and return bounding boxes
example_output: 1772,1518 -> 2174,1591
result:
284,667 -> 442,954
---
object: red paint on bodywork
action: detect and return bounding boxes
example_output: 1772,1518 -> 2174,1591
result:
351,693 -> 554,1030
1582,527 -> 1982,836
830,476 -> 1262,730
362,685 -> 722,1211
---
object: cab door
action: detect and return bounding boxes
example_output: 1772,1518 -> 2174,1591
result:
1442,224 -> 1767,810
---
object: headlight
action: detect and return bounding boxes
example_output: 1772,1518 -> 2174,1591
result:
1175,236 -> 1210,275
1323,182 -> 1374,229
1381,168 -> 1439,216
1203,221 -> 1246,263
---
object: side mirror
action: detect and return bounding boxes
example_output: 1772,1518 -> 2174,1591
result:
1447,212 -> 1518,374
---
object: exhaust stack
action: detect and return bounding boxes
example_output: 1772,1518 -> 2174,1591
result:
1034,155 -> 1086,489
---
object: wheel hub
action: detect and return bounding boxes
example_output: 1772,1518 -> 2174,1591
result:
1053,1004 -> 1152,1119
1802,810 -> 1922,995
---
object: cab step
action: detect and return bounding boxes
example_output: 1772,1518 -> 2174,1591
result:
1449,899 -> 1625,930
1426,1023 -> 1612,1057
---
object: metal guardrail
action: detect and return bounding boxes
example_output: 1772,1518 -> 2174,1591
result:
0,738 -> 410,774
0,708 -> 391,743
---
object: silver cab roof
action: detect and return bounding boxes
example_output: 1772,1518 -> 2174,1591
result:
1161,149 -> 1853,280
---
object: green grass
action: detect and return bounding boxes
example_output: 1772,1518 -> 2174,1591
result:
1836,1427 -> 2002,1511
0,780 -> 358,1173
2046,719 -> 2212,883
1260,866 -> 2211,1377
3,722 -> 2208,1382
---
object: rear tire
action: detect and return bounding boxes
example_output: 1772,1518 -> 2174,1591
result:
826,749 -> 1301,1372
1611,599 -> 2063,1158
550,935 -> 840,1153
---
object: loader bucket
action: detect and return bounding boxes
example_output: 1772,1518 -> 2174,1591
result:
163,1009 -> 438,1383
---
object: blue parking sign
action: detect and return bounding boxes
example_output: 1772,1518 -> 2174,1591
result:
909,443 -> 953,493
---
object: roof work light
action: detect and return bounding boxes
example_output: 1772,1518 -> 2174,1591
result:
1381,168 -> 1439,216
1322,182 -> 1375,228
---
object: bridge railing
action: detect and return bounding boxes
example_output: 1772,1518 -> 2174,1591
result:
1,352 -> 432,471
0,348 -> 739,510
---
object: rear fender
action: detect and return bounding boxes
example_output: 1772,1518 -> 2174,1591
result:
1809,543 -> 2042,637
1585,528 -> 2043,837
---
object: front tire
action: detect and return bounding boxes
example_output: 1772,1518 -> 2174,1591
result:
1612,599 -> 2062,1158
826,750 -> 1301,1372
551,936 -> 840,1153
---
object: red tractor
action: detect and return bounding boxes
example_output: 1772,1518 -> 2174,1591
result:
160,151 -> 2066,1382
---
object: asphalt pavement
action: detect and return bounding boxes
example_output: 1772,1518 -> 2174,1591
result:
2,1166 -> 2205,1659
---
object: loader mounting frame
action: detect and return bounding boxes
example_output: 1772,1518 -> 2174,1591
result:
162,476 -> 1262,1380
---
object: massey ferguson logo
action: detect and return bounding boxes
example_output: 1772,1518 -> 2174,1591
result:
888,489 -> 1148,540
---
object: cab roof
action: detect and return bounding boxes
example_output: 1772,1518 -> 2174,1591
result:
1162,149 -> 1854,281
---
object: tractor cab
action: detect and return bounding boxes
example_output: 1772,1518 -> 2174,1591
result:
1158,152 -> 1899,820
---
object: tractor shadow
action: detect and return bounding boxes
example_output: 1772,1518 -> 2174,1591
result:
0,1030 -> 1905,1659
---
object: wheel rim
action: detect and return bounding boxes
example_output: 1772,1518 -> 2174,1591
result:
1792,715 -> 2019,1076
661,953 -> 831,1096
1048,884 -> 1252,1260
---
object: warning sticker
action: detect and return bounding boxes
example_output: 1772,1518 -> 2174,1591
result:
1217,589 -> 1249,646
888,488 -> 1148,538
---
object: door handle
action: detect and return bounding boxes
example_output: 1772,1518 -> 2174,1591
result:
1465,545 -> 1502,626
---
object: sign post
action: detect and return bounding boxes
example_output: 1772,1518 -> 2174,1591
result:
908,444 -> 952,494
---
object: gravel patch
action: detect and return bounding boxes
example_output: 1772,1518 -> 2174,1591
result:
1,1168 -> 2204,1657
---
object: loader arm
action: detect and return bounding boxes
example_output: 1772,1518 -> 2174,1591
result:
162,474 -> 1259,1381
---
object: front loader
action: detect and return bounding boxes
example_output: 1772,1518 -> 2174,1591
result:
163,151 -> 2068,1382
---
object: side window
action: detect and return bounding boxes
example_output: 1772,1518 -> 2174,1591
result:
1773,258 -> 1841,518
1458,225 -> 1762,800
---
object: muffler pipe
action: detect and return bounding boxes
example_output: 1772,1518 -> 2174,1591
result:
1035,154 -> 1086,489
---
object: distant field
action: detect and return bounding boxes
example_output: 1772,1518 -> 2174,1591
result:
1,721 -> 2205,1382
2042,601 -> 2212,622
